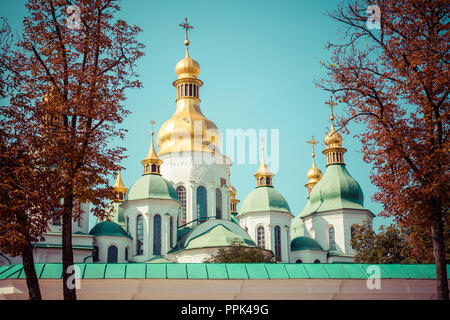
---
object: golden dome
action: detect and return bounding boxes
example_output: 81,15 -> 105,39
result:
323,96 -> 346,166
254,146 -> 274,187
324,126 -> 343,148
175,51 -> 200,79
156,101 -> 222,155
142,122 -> 163,174
157,20 -> 223,156
230,184 -> 237,197
113,166 -> 128,193
307,159 -> 322,183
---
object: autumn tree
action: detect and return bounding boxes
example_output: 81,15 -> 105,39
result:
1,0 -> 144,300
203,242 -> 275,263
351,221 -> 419,263
318,0 -> 449,299
0,17 -> 60,300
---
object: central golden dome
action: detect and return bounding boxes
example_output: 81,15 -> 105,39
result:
156,26 -> 222,156
156,102 -> 221,155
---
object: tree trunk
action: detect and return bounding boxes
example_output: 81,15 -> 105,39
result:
430,198 -> 449,300
62,193 -> 77,300
22,242 -> 42,300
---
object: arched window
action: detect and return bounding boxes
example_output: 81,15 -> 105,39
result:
260,177 -> 264,185
257,226 -> 265,249
193,85 -> 197,97
107,245 -> 118,263
296,259 -> 303,264
351,225 -> 357,249
197,186 -> 207,223
215,188 -> 222,219
125,247 -> 129,261
266,177 -> 270,185
314,259 -> 320,263
189,83 -> 192,96
185,84 -> 188,96
176,186 -> 186,227
126,216 -> 129,233
329,226 -> 336,251
136,215 -> 144,255
170,216 -> 173,248
93,246 -> 99,262
151,164 -> 156,173
153,214 -> 161,255
274,225 -> 281,261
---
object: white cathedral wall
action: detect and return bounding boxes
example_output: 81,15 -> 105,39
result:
121,198 -> 180,262
237,211 -> 293,263
290,249 -> 328,264
94,236 -> 133,263
303,209 -> 374,256
159,151 -> 231,228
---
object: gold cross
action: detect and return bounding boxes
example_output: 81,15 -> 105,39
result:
325,96 -> 337,127
151,120 -> 155,136
307,135 -> 319,158
179,18 -> 193,42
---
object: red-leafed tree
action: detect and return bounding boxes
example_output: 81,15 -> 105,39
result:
0,17 -> 60,300
318,0 -> 449,299
1,0 -> 144,300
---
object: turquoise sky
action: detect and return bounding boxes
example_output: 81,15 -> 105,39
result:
0,0 -> 391,230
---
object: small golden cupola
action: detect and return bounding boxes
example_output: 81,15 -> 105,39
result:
305,136 -> 322,198
323,96 -> 347,166
229,173 -> 240,214
254,146 -> 274,187
113,166 -> 128,202
141,121 -> 163,175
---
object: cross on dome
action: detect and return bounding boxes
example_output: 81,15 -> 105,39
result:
179,18 -> 193,47
307,135 -> 319,158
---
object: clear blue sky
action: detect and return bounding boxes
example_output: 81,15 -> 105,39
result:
0,0 -> 392,230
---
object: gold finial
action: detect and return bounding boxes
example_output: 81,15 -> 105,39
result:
141,121 -> 163,174
305,136 -> 322,198
254,137 -> 274,187
179,18 -> 193,54
323,96 -> 346,165
325,96 -> 337,129
307,135 -> 319,159
151,120 -> 155,136
113,165 -> 128,202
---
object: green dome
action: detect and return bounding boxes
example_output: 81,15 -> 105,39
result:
291,236 -> 323,251
171,220 -> 256,252
89,221 -> 132,239
291,164 -> 365,240
239,186 -> 291,215
301,164 -> 364,218
125,173 -> 178,202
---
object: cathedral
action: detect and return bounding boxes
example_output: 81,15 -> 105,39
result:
0,21 -> 375,267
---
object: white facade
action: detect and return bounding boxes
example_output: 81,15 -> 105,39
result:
159,151 -> 231,227
238,211 -> 293,263
121,198 -> 180,262
302,209 -> 374,259
93,236 -> 133,263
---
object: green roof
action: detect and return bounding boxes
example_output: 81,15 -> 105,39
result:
303,164 -> 365,217
171,220 -> 256,253
125,173 -> 178,202
89,221 -> 133,240
291,236 -> 324,251
239,186 -> 291,215
1,263 -> 447,280
32,243 -> 93,250
291,164 -> 369,239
